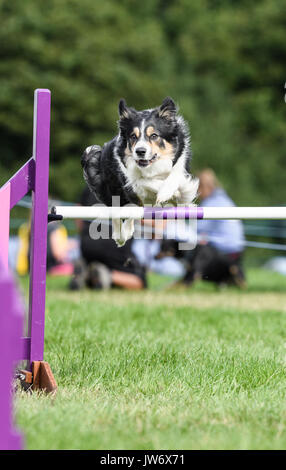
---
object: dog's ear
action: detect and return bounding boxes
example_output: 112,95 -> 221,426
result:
118,99 -> 132,119
158,97 -> 177,120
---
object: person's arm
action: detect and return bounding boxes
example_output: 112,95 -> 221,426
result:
111,270 -> 144,289
197,219 -> 218,242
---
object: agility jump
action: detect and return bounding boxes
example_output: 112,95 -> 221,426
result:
1,88 -> 286,450
0,89 -> 57,399
51,205 -> 286,221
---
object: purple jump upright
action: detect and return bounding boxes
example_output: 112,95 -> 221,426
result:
0,90 -> 57,398
28,89 -> 51,365
0,89 -> 57,450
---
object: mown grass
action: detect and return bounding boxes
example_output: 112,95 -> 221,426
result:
15,268 -> 286,450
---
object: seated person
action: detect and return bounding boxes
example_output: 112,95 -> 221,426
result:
156,169 -> 246,288
191,168 -> 246,287
69,186 -> 147,290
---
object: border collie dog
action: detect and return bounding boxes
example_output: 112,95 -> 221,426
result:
81,97 -> 198,246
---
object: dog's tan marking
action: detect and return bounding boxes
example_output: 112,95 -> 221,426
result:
145,126 -> 175,161
146,126 -> 155,137
126,127 -> 140,158
151,140 -> 175,161
120,109 -> 130,119
158,108 -> 173,120
124,147 -> 132,158
133,127 -> 140,138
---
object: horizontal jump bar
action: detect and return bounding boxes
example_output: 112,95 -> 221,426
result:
51,206 -> 286,220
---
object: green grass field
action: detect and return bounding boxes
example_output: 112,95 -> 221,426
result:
15,268 -> 286,450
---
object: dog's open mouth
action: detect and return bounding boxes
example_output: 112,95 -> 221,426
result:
137,154 -> 158,167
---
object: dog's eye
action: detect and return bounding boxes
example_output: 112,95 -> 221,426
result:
130,133 -> 137,142
150,133 -> 158,140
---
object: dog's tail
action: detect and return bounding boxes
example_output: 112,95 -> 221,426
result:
81,145 -> 102,196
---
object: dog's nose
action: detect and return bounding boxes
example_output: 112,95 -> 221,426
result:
136,147 -> 147,157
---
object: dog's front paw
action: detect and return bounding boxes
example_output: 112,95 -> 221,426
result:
121,219 -> 135,242
156,185 -> 176,206
112,219 -> 124,246
112,219 -> 134,247
114,238 -> 126,248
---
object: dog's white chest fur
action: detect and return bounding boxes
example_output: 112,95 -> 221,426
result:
113,150 -> 199,246
125,158 -> 173,204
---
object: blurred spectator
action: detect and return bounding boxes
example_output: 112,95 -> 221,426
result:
69,186 -> 146,290
197,169 -> 245,252
155,169 -> 246,288
191,168 -> 246,287
16,217 -> 75,276
16,220 -> 30,275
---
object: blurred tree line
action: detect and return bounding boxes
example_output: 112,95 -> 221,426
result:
0,0 -> 285,204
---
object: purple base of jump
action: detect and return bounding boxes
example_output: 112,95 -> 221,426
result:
144,206 -> 204,219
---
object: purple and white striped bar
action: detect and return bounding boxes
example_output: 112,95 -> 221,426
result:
143,206 -> 204,219
52,205 -> 286,220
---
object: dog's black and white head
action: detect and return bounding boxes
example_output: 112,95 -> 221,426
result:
81,96 -> 198,246
116,97 -> 189,170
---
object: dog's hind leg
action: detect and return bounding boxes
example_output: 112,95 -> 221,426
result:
81,145 -> 103,196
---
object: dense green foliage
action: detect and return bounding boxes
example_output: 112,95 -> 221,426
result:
0,0 -> 285,204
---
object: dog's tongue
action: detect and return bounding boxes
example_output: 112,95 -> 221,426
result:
138,154 -> 157,167
138,159 -> 149,167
